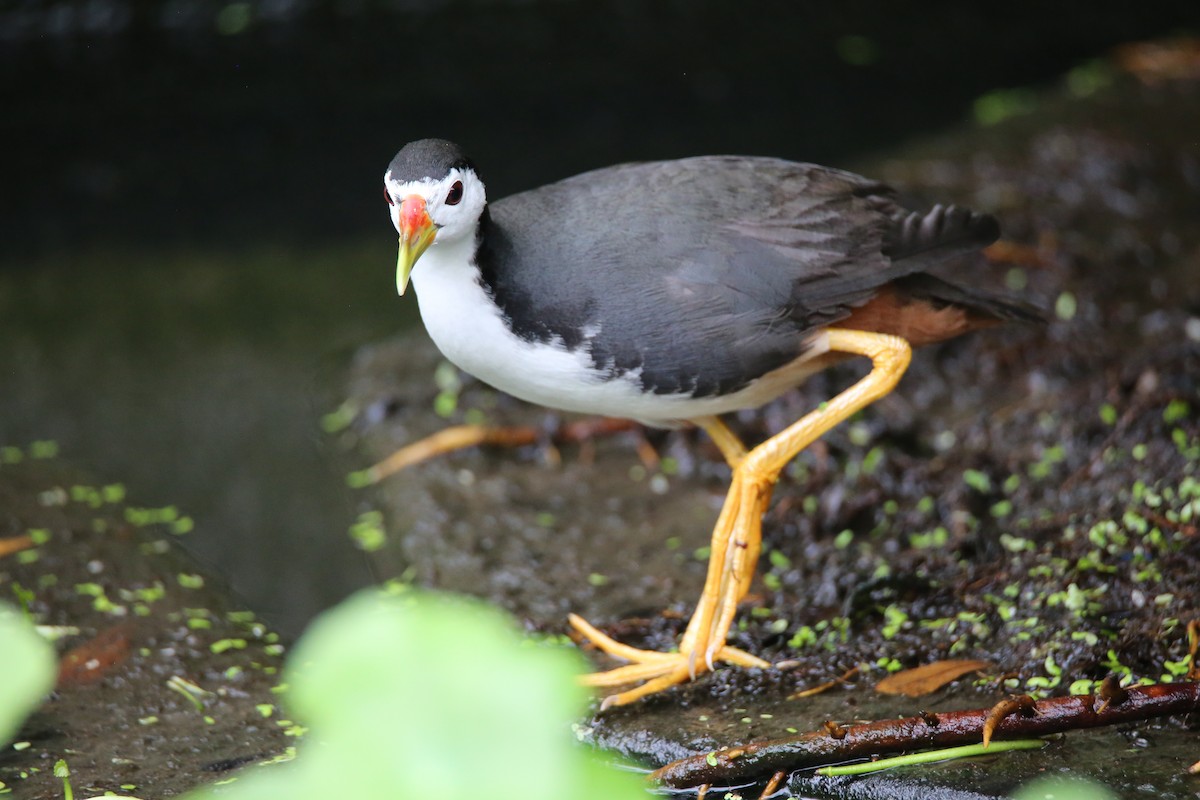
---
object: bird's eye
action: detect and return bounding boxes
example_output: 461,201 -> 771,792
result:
445,180 -> 464,206
384,188 -> 394,206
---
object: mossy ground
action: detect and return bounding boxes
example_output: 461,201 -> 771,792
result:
0,455 -> 293,799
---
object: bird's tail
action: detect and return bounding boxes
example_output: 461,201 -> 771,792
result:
885,203 -> 1001,265
891,272 -> 1044,323
884,204 -> 1043,323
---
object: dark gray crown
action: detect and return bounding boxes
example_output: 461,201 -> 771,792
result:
386,139 -> 476,182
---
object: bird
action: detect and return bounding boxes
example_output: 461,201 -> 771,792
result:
376,138 -> 1037,708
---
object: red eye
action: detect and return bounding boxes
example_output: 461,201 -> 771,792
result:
445,180 -> 464,206
384,188 -> 394,206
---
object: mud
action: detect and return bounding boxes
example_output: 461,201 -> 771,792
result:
0,459 -> 292,799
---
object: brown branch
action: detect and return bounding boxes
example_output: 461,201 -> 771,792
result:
651,681 -> 1200,789
0,535 -> 34,559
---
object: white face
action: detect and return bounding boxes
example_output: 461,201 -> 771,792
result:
383,166 -> 487,245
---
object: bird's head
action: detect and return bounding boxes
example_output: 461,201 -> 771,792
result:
384,139 -> 487,295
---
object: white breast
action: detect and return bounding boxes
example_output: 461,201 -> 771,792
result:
409,236 -> 829,425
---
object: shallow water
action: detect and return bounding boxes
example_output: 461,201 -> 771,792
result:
0,244 -> 407,633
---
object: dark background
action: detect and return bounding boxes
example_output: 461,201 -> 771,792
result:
4,0 -> 1199,256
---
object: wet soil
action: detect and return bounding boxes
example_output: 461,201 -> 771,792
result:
0,459 -> 292,799
347,48 -> 1200,797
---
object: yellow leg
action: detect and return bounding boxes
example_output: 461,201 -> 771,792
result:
574,328 -> 913,707
698,416 -> 749,466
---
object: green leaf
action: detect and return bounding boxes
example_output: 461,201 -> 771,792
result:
182,590 -> 645,800
0,603 -> 57,743
963,469 -> 992,493
1013,775 -> 1118,800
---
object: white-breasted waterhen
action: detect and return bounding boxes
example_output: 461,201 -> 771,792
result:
375,138 -> 1036,708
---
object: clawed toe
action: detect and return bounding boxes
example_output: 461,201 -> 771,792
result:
569,613 -> 770,707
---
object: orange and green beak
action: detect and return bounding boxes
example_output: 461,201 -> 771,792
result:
396,195 -> 437,295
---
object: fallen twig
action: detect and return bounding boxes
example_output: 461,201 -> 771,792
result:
651,681 -> 1200,788
0,534 -> 34,559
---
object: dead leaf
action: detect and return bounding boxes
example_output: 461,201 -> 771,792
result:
983,239 -> 1058,270
57,625 -> 133,687
1115,37 -> 1200,85
875,659 -> 990,697
0,535 -> 34,559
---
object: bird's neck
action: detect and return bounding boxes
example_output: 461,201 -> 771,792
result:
473,206 -> 499,289
411,210 -> 487,291
468,205 -> 519,309
408,205 -> 493,349
407,204 -> 549,403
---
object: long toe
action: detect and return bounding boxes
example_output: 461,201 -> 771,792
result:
570,613 -> 771,705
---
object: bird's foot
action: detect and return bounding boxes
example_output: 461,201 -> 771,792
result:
569,613 -> 769,708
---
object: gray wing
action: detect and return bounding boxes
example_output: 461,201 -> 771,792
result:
481,156 -> 996,397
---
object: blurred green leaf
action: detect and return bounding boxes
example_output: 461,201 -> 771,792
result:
1014,775 -> 1118,800
974,87 -> 1037,125
0,603 -> 57,743
183,590 -> 645,800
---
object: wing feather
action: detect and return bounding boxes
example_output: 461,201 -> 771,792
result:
481,156 -> 1002,397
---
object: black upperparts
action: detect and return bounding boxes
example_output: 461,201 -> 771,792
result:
464,156 -> 1027,401
387,139 -> 477,183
